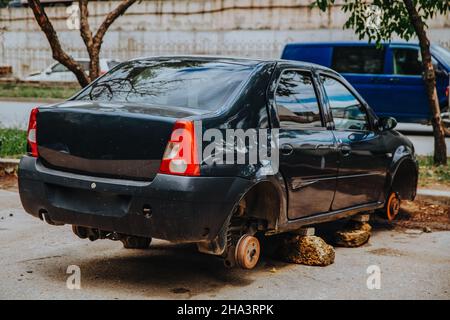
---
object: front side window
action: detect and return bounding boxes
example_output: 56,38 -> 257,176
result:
392,48 -> 422,75
75,59 -> 254,111
332,46 -> 385,74
275,70 -> 322,129
321,76 -> 369,131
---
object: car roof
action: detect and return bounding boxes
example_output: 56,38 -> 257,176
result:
129,55 -> 270,66
55,58 -> 114,62
284,41 -> 421,47
127,55 -> 337,73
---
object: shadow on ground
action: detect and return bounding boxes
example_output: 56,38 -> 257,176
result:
27,215 -> 404,298
31,240 -> 291,298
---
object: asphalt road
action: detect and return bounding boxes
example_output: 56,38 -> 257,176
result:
0,190 -> 449,300
1,100 -> 449,156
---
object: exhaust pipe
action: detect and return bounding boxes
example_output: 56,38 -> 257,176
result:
39,209 -> 64,226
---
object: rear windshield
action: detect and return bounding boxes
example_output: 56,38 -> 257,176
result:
75,59 -> 255,111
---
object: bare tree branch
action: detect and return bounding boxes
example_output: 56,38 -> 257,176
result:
79,0 -> 94,54
27,0 -> 90,87
93,0 -> 137,47
82,0 -> 137,81
78,0 -> 96,81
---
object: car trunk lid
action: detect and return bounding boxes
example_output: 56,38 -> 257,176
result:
36,101 -> 204,181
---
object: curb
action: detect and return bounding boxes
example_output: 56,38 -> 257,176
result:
0,158 -> 20,165
0,97 -> 64,104
416,189 -> 450,206
0,158 -> 20,175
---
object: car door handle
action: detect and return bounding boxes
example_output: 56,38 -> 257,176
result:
315,144 -> 335,150
280,143 -> 294,155
339,144 -> 352,156
388,77 -> 400,83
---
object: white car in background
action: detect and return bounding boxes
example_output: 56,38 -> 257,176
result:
25,58 -> 120,82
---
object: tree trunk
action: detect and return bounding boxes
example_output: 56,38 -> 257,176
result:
28,0 -> 90,87
403,0 -> 447,166
89,0 -> 137,80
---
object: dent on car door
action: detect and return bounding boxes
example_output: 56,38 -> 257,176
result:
275,69 -> 339,219
320,75 -> 388,210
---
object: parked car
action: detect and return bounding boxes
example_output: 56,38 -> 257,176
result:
25,58 -> 120,82
7,0 -> 23,8
18,56 -> 418,269
281,42 -> 450,124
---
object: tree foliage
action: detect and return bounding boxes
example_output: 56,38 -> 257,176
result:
316,0 -> 449,44
315,0 -> 449,165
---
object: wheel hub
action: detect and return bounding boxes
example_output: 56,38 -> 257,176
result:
387,192 -> 400,221
235,235 -> 260,269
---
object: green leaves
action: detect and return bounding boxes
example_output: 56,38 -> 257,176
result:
314,0 -> 449,44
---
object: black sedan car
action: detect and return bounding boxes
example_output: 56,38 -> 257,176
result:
18,56 -> 418,269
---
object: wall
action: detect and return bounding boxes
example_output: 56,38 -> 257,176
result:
1,0 -> 449,77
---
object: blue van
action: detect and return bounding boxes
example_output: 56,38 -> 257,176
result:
281,42 -> 450,123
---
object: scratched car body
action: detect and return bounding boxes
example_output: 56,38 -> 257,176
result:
18,56 -> 418,269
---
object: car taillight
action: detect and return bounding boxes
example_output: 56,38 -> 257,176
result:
446,86 -> 449,97
159,120 -> 200,176
27,107 -> 39,157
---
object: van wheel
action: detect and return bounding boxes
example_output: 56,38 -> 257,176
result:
235,235 -> 260,269
121,236 -> 152,249
384,192 -> 401,221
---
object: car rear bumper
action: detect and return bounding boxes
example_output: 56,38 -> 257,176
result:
18,156 -> 251,243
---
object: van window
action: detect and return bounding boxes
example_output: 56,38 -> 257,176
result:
275,70 -> 322,129
332,46 -> 385,74
393,48 -> 422,75
321,76 -> 369,131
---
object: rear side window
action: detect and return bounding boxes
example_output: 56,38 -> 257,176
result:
392,48 -> 422,75
75,59 -> 254,111
321,76 -> 369,131
332,46 -> 385,74
275,70 -> 322,129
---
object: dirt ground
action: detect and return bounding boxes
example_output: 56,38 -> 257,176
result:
0,174 -> 18,192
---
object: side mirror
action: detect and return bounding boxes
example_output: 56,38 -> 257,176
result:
378,117 -> 397,131
433,62 -> 448,78
435,67 -> 448,79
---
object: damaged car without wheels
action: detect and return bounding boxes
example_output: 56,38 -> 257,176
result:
18,56 -> 418,269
